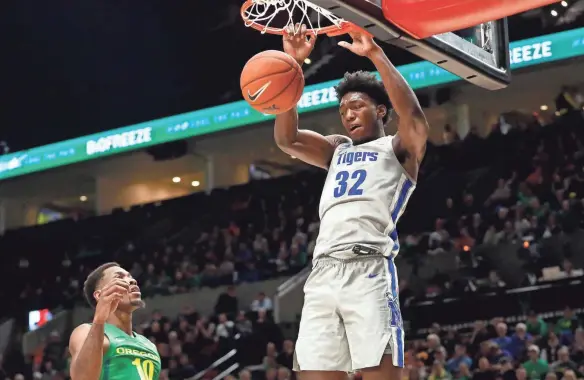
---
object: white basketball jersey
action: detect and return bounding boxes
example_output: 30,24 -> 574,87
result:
314,135 -> 416,259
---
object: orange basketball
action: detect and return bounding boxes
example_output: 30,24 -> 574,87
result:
240,50 -> 304,115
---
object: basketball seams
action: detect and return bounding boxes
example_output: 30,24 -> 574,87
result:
241,50 -> 304,113
240,66 -> 295,90
253,65 -> 301,108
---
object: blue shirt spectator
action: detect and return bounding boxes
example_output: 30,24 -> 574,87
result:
508,323 -> 532,358
493,322 -> 512,351
446,344 -> 473,373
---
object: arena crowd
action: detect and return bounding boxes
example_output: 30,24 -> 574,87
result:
1,107 -> 584,380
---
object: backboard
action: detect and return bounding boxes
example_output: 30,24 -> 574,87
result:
309,0 -> 511,90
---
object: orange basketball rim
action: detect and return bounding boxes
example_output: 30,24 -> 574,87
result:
240,0 -> 363,37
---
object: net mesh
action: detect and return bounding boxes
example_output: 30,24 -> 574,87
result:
242,0 -> 346,35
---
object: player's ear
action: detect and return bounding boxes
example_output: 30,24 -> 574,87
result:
376,104 -> 387,120
94,290 -> 101,302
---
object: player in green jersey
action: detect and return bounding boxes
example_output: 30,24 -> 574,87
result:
69,262 -> 161,380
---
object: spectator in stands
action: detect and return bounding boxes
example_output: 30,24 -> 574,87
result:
570,328 -> 584,363
526,311 -> 548,339
550,346 -> 579,375
250,291 -> 273,312
235,310 -> 253,337
457,362 -> 473,380
542,332 -> 562,363
509,323 -> 531,359
447,344 -> 473,374
485,271 -> 506,289
215,313 -> 236,352
493,323 -> 512,351
429,360 -> 452,380
277,340 -> 294,370
555,307 -> 579,336
473,357 -> 497,380
523,345 -> 549,380
425,334 -> 444,366
277,366 -> 291,380
429,219 -> 450,255
215,285 -> 239,316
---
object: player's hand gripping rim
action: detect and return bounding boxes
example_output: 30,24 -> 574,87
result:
93,279 -> 129,324
282,23 -> 316,65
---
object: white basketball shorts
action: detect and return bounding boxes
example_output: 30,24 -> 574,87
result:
293,255 -> 405,372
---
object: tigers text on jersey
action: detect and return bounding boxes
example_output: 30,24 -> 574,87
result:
314,135 -> 416,259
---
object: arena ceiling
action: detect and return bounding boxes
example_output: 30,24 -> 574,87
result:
0,0 -> 582,152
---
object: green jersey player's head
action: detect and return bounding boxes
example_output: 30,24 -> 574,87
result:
335,71 -> 392,145
84,262 -> 145,313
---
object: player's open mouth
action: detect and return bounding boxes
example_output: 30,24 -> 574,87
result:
349,125 -> 361,132
130,286 -> 141,295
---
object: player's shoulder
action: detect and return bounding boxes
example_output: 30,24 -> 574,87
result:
71,323 -> 92,338
69,323 -> 110,349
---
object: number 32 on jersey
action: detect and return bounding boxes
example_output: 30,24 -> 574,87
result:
333,170 -> 367,198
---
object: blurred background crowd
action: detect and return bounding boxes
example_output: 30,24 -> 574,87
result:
0,106 -> 583,380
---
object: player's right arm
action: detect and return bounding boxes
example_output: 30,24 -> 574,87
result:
275,108 -> 345,169
275,24 -> 346,170
69,279 -> 128,380
69,324 -> 108,380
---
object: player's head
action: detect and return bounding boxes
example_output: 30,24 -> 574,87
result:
84,262 -> 145,312
335,71 -> 392,144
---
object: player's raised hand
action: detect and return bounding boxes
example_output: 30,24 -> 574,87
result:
338,30 -> 381,58
283,23 -> 316,65
93,279 -> 129,324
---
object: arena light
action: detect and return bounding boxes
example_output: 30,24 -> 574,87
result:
191,180 -> 200,187
540,105 -> 549,111
561,1 -> 568,6
551,9 -> 559,16
80,195 -> 87,202
304,58 -> 312,64
172,176 -> 181,183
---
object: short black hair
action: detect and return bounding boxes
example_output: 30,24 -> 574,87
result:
335,70 -> 392,124
84,262 -> 120,308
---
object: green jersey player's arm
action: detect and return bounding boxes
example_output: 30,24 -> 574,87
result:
69,323 -> 110,380
274,106 -> 349,170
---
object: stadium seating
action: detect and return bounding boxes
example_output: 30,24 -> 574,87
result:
2,109 -> 584,380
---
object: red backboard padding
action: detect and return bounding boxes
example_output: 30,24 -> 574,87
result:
382,0 -> 561,39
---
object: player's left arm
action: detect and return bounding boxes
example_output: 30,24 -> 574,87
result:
339,32 -> 429,163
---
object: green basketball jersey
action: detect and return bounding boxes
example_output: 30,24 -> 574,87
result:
101,323 -> 161,380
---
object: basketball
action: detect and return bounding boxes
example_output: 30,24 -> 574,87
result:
240,50 -> 304,115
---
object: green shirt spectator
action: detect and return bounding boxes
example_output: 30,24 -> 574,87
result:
526,312 -> 548,337
555,307 -> 579,335
523,345 -> 549,380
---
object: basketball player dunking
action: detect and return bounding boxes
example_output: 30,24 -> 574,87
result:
69,263 -> 161,380
275,25 -> 429,380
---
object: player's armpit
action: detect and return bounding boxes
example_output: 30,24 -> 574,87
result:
69,323 -> 109,380
396,114 -> 429,162
274,107 -> 346,169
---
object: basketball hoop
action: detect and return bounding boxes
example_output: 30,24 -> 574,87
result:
241,0 -> 357,36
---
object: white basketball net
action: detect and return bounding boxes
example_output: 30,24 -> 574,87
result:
243,0 -> 346,34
